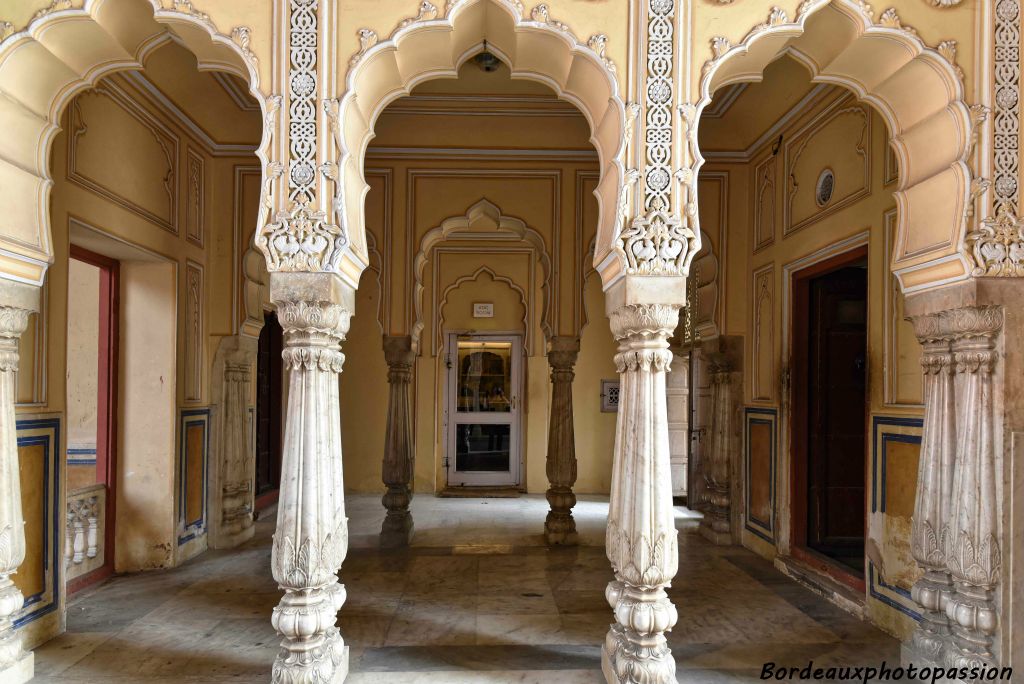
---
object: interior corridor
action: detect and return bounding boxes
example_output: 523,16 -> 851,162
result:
34,497 -> 896,683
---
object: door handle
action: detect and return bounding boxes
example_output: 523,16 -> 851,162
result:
511,396 -> 517,410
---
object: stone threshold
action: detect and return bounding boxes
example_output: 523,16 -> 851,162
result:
774,553 -> 866,619
437,487 -> 523,498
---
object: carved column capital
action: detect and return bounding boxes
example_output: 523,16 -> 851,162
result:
383,334 -> 415,385
608,303 -> 680,342
0,307 -> 31,373
547,335 -> 580,369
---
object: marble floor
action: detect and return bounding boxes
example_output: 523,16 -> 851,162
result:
33,495 -> 897,683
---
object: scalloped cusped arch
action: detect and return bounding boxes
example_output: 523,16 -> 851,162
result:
696,0 -> 976,293
0,0 -> 268,285
338,0 -> 625,278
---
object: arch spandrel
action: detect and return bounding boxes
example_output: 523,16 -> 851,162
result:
0,0 -> 272,284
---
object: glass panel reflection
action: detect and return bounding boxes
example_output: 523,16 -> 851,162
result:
455,423 -> 511,472
456,341 -> 512,413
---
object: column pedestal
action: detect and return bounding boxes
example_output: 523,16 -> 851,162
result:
381,335 -> 415,548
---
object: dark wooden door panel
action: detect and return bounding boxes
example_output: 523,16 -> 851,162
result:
806,264 -> 867,572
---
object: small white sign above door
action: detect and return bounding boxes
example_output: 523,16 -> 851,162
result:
473,302 -> 494,318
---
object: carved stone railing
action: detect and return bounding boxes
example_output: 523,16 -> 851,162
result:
64,483 -> 105,582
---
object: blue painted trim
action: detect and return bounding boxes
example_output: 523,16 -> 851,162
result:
744,407 -> 777,543
870,416 -> 924,513
67,447 -> 96,455
13,417 -> 61,629
177,408 -> 210,546
869,562 -> 921,621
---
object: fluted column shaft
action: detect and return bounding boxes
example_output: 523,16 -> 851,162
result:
603,303 -> 680,684
903,305 -> 1004,672
221,362 -> 254,540
944,307 -> 1002,670
907,317 -> 956,664
270,274 -> 354,684
381,335 -> 415,548
699,358 -> 733,544
544,336 -> 580,545
0,295 -> 36,684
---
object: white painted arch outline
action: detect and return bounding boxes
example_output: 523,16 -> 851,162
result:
337,0 -> 626,284
693,0 -> 977,294
0,0 -> 271,285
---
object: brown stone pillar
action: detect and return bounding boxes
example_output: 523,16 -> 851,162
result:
544,335 -> 580,545
381,335 -> 415,547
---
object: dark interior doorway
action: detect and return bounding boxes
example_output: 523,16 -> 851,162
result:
255,310 -> 283,510
791,247 -> 868,588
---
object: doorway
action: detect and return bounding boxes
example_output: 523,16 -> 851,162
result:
65,245 -> 118,593
444,333 -> 523,488
255,310 -> 283,510
791,247 -> 868,588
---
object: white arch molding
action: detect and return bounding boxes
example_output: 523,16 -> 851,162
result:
338,0 -> 626,283
411,198 -> 552,356
0,0 -> 271,285
692,0 -> 979,294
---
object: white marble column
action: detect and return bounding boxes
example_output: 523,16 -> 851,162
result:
699,356 -> 733,545
905,314 -> 956,665
544,335 -> 580,545
944,306 -> 1002,671
0,282 -> 38,684
381,335 -> 415,548
270,273 -> 353,684
603,303 -> 680,684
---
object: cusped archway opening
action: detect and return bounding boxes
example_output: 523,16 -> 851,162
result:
0,0 -> 269,281
695,0 -> 974,293
339,0 -> 625,279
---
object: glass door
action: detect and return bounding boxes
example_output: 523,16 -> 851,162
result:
445,334 -> 522,487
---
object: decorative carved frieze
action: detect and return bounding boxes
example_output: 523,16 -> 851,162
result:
643,0 -> 675,213
618,199 -> 696,276
967,204 -> 1024,277
261,202 -> 347,272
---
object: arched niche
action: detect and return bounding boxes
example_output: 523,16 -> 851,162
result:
0,0 -> 269,284
694,0 -> 976,293
339,0 -> 625,283
412,198 -> 552,356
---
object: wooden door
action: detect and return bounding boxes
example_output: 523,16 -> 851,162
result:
805,264 -> 867,573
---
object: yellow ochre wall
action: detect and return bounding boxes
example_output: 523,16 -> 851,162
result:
699,60 -> 924,640
338,62 -> 618,496
12,42 -> 261,649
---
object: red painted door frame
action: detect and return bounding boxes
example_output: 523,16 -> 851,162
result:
68,244 -> 119,593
